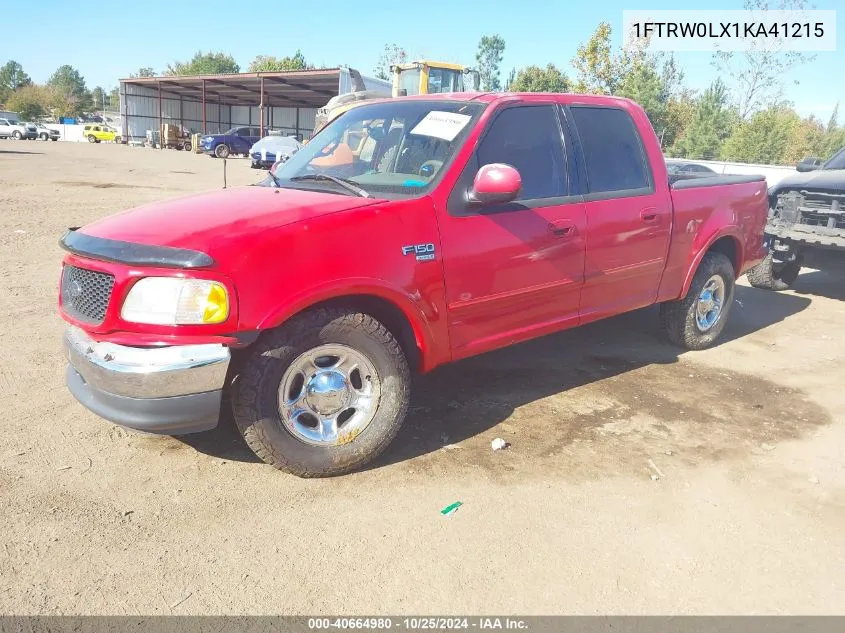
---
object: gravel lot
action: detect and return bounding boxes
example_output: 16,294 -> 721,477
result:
1,140 -> 844,615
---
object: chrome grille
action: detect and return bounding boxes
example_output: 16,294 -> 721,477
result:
61,265 -> 114,325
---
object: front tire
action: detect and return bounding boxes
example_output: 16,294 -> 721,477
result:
88,135 -> 96,143
660,252 -> 735,350
12,131 -> 21,140
747,252 -> 800,291
232,308 -> 411,477
214,143 -> 230,158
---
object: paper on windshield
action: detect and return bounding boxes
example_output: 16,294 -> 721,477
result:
410,111 -> 472,141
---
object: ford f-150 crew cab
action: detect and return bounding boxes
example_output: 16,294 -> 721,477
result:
58,92 -> 770,477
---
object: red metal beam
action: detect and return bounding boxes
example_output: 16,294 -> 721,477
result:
202,79 -> 206,134
157,82 -> 162,148
259,76 -> 265,137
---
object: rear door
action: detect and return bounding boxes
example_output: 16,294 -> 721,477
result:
564,104 -> 672,322
439,103 -> 587,359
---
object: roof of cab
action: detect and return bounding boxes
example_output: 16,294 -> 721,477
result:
391,91 -> 639,108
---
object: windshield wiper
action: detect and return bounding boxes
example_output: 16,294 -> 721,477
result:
290,174 -> 373,198
267,169 -> 282,188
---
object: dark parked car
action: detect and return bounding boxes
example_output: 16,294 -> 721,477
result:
201,126 -> 262,158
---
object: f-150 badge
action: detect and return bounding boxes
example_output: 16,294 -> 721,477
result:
402,243 -> 436,262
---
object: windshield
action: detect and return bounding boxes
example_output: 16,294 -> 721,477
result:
822,147 -> 845,170
267,100 -> 485,198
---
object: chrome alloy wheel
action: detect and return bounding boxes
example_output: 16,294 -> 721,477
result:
278,344 -> 381,445
695,274 -> 726,332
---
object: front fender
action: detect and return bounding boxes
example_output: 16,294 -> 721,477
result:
255,277 -> 444,372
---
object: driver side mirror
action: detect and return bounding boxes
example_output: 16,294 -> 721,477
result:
469,163 -> 522,205
797,157 -> 821,172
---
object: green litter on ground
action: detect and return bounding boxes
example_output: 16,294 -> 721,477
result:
441,501 -> 462,517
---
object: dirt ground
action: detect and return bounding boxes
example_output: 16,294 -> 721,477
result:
1,140 -> 844,615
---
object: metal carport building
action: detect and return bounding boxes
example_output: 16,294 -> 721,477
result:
118,68 -> 390,143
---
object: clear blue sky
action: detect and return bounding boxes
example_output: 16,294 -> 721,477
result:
5,0 -> 843,121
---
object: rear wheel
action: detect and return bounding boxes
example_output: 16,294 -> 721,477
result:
214,143 -> 230,158
183,141 -> 192,151
747,252 -> 801,291
232,308 -> 411,477
660,252 -> 736,350
39,133 -> 49,141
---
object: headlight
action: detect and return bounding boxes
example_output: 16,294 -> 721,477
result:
121,278 -> 229,325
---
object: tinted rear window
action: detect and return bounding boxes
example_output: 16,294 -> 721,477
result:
571,106 -> 651,195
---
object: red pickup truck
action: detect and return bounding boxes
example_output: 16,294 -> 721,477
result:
59,92 -> 769,476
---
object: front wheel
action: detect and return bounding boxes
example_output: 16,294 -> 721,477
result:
87,135 -> 96,143
12,131 -> 21,140
660,252 -> 735,350
214,143 -> 230,158
747,252 -> 800,291
232,308 -> 411,477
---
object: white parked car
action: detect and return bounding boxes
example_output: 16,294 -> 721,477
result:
249,134 -> 302,169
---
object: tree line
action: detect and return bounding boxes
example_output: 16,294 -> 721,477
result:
0,50 -> 311,121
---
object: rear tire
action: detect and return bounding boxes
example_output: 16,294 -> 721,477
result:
747,252 -> 800,291
232,308 -> 411,477
214,143 -> 230,158
39,132 -> 49,141
660,252 -> 735,350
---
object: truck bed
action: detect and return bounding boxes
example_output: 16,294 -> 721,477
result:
657,173 -> 769,302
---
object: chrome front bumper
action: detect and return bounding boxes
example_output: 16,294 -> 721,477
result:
63,326 -> 231,434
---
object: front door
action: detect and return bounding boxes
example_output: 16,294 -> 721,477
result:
437,104 -> 587,359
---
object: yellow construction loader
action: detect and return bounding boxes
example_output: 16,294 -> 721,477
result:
311,62 -> 479,139
391,60 -> 480,97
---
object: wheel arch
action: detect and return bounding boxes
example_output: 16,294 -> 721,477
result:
254,284 -> 441,373
681,232 -> 743,298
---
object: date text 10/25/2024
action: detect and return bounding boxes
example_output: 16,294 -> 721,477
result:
308,618 -> 529,630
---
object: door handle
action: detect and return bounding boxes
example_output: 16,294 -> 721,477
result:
640,208 -> 659,223
548,221 -> 577,238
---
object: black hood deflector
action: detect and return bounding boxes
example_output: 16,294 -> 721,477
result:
59,229 -> 214,269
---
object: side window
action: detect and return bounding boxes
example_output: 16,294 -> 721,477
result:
475,105 -> 567,200
570,106 -> 651,196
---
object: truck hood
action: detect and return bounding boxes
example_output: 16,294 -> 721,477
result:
80,185 -> 383,256
771,169 -> 845,194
